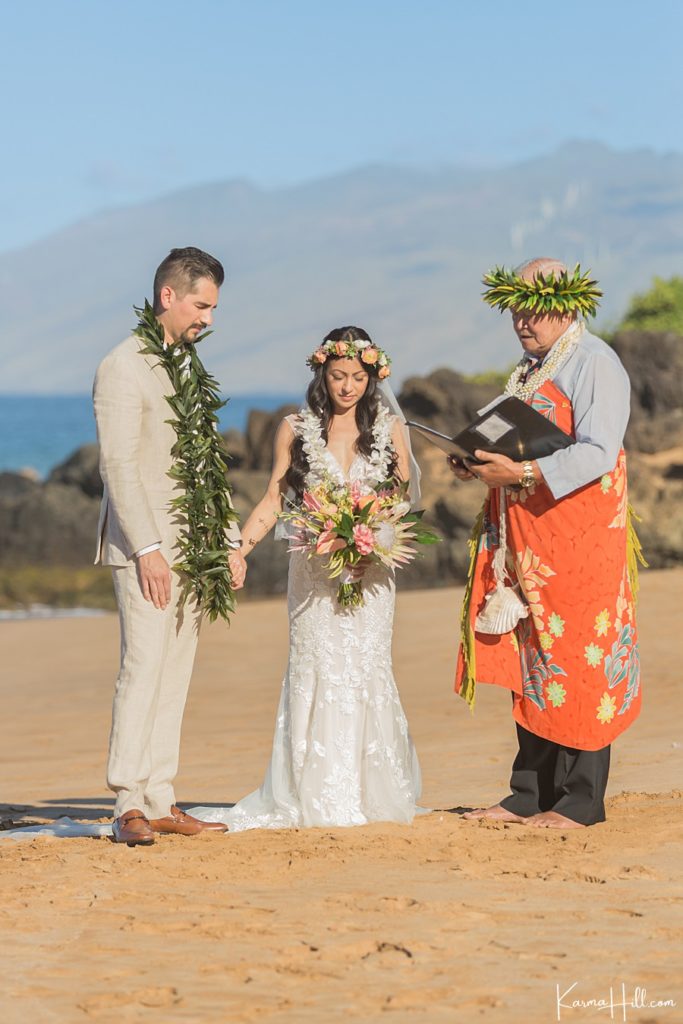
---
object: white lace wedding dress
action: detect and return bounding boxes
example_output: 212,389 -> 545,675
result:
190,405 -> 422,830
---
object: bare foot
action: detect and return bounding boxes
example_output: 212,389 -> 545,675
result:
524,811 -> 585,830
462,804 -> 527,824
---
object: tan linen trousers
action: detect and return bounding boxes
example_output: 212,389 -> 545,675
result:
107,564 -> 202,819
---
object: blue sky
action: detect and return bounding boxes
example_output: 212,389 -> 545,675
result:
1,0 -> 682,253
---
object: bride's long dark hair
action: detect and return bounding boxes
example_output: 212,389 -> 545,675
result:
285,326 -> 397,499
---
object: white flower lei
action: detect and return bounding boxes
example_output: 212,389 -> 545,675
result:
504,319 -> 585,400
298,403 -> 394,487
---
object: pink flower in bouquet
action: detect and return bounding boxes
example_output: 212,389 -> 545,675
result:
302,490 -> 323,512
361,346 -> 379,365
313,348 -> 327,364
316,526 -> 347,555
334,341 -> 349,356
378,365 -> 391,379
353,523 -> 375,555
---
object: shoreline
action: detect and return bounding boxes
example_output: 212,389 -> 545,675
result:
0,391 -> 298,480
0,603 -> 110,621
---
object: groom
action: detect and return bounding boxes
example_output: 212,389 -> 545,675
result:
93,247 -> 247,846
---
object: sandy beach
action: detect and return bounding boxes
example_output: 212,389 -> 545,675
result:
1,569 -> 682,1024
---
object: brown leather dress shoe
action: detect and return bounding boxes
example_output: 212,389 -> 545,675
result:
148,806 -> 228,836
112,809 -> 155,846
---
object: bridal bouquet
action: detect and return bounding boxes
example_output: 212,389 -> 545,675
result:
281,479 -> 439,607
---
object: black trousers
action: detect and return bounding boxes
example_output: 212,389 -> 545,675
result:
499,723 -> 611,825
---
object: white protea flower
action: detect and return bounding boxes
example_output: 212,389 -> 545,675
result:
392,501 -> 411,518
375,522 -> 397,551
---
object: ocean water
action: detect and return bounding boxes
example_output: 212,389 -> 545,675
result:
0,393 -> 297,478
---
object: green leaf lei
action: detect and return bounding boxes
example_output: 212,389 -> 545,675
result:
482,264 -> 602,317
134,300 -> 239,622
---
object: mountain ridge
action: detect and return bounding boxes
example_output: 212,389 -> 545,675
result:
2,141 -> 682,394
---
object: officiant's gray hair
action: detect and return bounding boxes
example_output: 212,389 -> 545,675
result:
153,247 -> 225,304
515,257 -> 568,280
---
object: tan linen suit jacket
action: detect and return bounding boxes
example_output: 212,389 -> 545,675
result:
93,334 -> 240,567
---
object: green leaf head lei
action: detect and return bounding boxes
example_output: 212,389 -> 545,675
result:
482,264 -> 602,318
134,300 -> 239,622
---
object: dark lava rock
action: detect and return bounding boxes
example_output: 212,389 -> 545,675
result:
0,471 -> 41,498
398,368 -> 499,436
244,404 -> 299,471
0,482 -> 100,566
221,429 -> 248,469
48,444 -> 103,498
613,331 -> 683,453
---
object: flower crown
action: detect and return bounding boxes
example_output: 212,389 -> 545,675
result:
482,264 -> 602,317
306,337 -> 392,379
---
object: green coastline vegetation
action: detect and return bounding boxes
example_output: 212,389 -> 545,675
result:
0,566 -> 118,612
600,276 -> 683,341
615,276 -> 683,335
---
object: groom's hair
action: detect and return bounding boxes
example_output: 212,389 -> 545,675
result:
153,247 -> 225,304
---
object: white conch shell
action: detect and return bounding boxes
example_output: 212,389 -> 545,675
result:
475,581 -> 529,635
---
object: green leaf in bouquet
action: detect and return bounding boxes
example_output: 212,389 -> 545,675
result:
358,503 -> 374,523
415,530 -> 441,545
338,511 -> 355,539
326,551 -> 348,579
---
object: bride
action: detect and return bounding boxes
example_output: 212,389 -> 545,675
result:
191,326 -> 423,830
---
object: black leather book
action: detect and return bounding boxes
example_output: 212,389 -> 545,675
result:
406,396 -> 574,465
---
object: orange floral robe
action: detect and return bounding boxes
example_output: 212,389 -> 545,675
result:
455,379 -> 642,750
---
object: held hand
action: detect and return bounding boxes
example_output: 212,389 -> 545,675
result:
228,549 -> 247,590
470,450 -> 523,488
349,556 -> 372,582
137,550 -> 172,610
447,454 -> 476,481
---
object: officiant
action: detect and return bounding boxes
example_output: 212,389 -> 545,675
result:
451,257 -> 644,828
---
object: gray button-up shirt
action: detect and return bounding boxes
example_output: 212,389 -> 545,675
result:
533,330 -> 631,500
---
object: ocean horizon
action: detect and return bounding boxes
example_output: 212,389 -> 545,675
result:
0,392 -> 298,478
